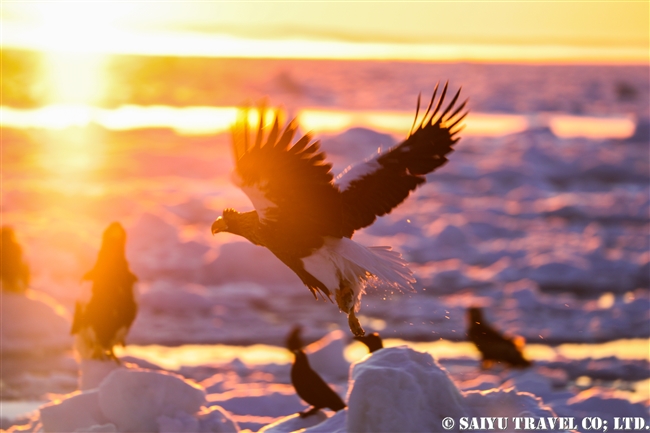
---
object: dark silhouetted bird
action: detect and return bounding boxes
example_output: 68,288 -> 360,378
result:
71,222 -> 138,361
291,348 -> 347,417
1,226 -> 30,293
467,307 -> 531,369
286,325 -> 304,352
211,83 -> 467,336
354,332 -> 384,353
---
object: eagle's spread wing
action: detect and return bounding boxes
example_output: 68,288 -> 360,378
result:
337,82 -> 467,237
231,107 -> 342,256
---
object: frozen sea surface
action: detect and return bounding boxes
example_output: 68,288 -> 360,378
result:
3,333 -> 648,433
2,60 -> 649,431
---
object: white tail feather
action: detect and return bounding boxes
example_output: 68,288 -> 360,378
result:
301,238 -> 415,313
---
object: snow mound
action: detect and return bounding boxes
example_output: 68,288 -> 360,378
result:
99,369 -> 206,432
79,359 -> 122,391
303,410 -> 347,433
202,242 -> 300,286
344,347 -> 560,433
1,290 -> 72,353
463,388 -> 559,424
40,390 -> 110,433
347,347 -> 469,432
38,368 -> 239,433
127,213 -> 210,281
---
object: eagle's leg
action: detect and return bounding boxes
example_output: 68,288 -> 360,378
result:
348,310 -> 365,337
335,281 -> 365,337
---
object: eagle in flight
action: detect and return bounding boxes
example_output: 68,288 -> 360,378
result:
212,82 -> 467,336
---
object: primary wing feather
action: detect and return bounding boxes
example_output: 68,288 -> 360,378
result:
337,82 -> 467,237
231,108 -> 343,257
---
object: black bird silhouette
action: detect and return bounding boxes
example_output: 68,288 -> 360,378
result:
286,325 -> 304,353
1,226 -> 30,293
70,222 -> 138,361
354,332 -> 383,353
291,348 -> 347,417
467,307 -> 531,369
211,83 -> 467,336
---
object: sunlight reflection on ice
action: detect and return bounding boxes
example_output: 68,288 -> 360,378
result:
549,114 -> 637,139
115,343 -> 292,370
0,105 -> 637,139
116,338 -> 650,371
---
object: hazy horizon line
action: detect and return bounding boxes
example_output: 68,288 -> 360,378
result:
2,24 -> 648,65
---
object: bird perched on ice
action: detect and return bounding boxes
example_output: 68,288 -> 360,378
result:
1,226 -> 30,293
285,325 -> 346,416
211,83 -> 467,336
71,222 -> 138,361
467,307 -> 532,369
291,347 -> 347,417
355,332 -> 384,353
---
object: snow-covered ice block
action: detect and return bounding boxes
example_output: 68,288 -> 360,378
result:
303,410 -> 346,433
501,371 -> 555,401
98,369 -> 206,432
158,406 -> 239,433
464,388 -> 558,423
346,347 -> 469,432
138,282 -> 215,316
561,390 -> 649,420
459,374 -> 501,391
40,390 -> 111,433
79,359 -> 122,391
1,290 -> 72,353
258,411 -> 328,433
202,242 -> 300,286
209,387 -> 305,418
30,369 -> 240,433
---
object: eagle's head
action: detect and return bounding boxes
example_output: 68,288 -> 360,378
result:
211,208 -> 238,235
98,222 -> 127,259
211,209 -> 262,245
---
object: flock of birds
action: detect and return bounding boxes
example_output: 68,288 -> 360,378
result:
2,83 -> 535,418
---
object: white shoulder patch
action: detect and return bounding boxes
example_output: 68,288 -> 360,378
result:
335,157 -> 382,191
231,170 -> 278,222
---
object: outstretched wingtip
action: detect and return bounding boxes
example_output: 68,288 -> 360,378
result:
409,92 -> 423,137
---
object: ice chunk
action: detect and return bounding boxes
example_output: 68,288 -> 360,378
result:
40,390 -> 110,433
346,347 -> 468,432
98,369 -> 206,432
1,291 -> 72,354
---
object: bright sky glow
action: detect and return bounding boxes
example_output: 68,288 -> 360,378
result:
2,2 -> 646,109
1,2 -> 648,63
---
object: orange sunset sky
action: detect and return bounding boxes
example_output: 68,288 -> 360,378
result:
1,1 -> 648,63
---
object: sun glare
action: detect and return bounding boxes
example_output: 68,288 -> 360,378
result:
2,2 -> 648,64
37,128 -> 106,179
8,2 -> 120,105
43,52 -> 107,104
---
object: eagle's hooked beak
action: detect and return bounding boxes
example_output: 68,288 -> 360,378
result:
211,217 -> 228,235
